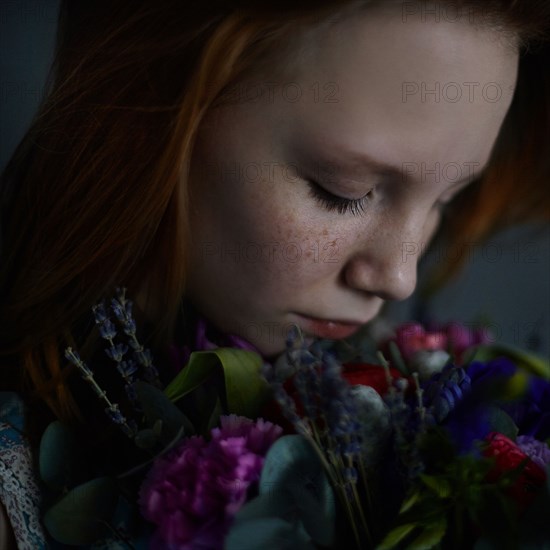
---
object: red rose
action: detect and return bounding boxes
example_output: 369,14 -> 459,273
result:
342,362 -> 405,396
483,432 -> 547,512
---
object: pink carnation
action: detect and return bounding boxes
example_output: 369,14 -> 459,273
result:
391,321 -> 492,365
393,322 -> 448,362
139,415 -> 282,550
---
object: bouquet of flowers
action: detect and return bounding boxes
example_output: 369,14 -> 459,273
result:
38,288 -> 550,549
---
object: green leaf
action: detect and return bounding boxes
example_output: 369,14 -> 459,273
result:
225,517 -> 315,550
43,477 -> 118,544
134,380 -> 194,441
259,435 -> 335,546
39,421 -> 81,491
375,523 -> 417,549
419,474 -> 452,499
206,397 -> 223,433
408,518 -> 447,550
399,491 -> 423,514
388,340 -> 410,376
164,348 -> 270,418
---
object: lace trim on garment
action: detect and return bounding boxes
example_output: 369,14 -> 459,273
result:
0,393 -> 48,549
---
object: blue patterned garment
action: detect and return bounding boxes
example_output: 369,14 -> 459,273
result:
0,393 -> 150,549
0,392 -> 48,549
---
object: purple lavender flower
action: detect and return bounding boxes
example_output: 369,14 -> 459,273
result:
516,435 -> 550,470
139,415 -> 282,550
423,364 -> 471,423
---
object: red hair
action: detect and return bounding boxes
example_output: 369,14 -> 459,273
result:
1,0 -> 549,423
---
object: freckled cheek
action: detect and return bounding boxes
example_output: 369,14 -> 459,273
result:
234,215 -> 342,286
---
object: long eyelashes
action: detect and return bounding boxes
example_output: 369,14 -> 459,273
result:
306,179 -> 371,217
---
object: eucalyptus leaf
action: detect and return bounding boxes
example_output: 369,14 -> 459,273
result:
233,490 -> 297,523
134,380 -> 194,441
484,407 -> 518,440
165,348 -> 270,418
134,428 -> 159,450
225,517 -> 315,550
473,538 -> 498,550
43,477 -> 118,544
39,421 -> 81,491
259,435 -> 335,546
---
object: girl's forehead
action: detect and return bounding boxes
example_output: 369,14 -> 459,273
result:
225,8 -> 519,186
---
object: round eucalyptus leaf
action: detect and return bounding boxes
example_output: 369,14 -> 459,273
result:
225,517 -> 315,550
134,428 -> 159,450
39,421 -> 80,491
233,490 -> 296,524
135,380 -> 194,441
43,477 -> 118,545
259,435 -> 335,546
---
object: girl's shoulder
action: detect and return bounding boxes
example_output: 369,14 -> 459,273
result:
0,391 -> 49,548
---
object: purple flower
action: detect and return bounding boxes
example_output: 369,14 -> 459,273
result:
516,435 -> 550,470
466,356 -> 517,387
139,415 -> 282,550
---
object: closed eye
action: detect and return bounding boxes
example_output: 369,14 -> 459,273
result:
306,179 -> 372,217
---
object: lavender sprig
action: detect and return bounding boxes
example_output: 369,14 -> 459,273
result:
64,347 -> 137,438
378,352 -> 427,480
266,328 -> 373,548
111,287 -> 161,388
92,301 -> 137,403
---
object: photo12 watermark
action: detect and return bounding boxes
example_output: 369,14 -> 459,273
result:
401,1 -> 498,25
0,80 -> 48,105
213,81 -> 340,106
201,239 -> 341,264
402,161 -> 480,184
194,160 -> 341,186
0,0 -> 58,24
402,240 -> 541,265
402,81 -> 511,103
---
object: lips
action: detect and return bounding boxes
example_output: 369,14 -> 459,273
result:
293,313 -> 366,340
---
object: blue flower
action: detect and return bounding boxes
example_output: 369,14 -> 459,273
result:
467,356 -> 517,386
423,364 -> 471,423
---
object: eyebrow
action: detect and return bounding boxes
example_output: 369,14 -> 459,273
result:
320,148 -> 488,187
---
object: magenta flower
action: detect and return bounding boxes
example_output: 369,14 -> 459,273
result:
441,321 -> 492,362
392,322 -> 448,362
517,435 -> 550,470
139,415 -> 283,549
390,321 -> 492,366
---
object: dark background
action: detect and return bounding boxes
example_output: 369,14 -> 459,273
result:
1,0 -> 548,358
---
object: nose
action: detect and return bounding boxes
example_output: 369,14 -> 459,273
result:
343,215 -> 422,302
